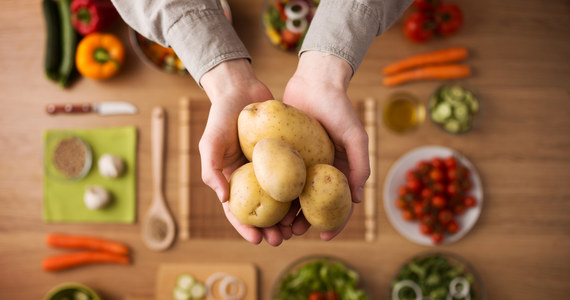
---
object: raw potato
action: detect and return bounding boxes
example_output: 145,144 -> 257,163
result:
238,100 -> 334,167
252,138 -> 306,202
228,163 -> 291,227
300,164 -> 352,232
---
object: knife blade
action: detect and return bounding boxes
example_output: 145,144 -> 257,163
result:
46,102 -> 138,116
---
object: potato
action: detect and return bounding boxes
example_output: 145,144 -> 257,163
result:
238,100 -> 334,167
299,164 -> 352,232
252,138 -> 306,202
228,163 -> 291,227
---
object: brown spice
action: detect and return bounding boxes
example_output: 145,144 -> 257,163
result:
53,137 -> 87,178
149,217 -> 167,241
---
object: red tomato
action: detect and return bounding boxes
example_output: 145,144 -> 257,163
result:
453,204 -> 466,215
396,198 -> 407,209
436,4 -> 463,36
438,209 -> 453,224
431,232 -> 444,244
281,29 -> 301,46
444,157 -> 457,169
402,209 -> 415,221
416,160 -> 431,174
413,0 -> 441,11
431,195 -> 447,208
421,187 -> 432,200
309,292 -> 325,300
431,157 -> 445,170
429,169 -> 445,183
422,214 -> 436,227
432,182 -> 445,194
447,168 -> 458,181
464,196 -> 477,207
325,291 -> 339,300
447,220 -> 459,234
398,186 -> 408,197
407,178 -> 422,194
406,169 -> 418,180
447,183 -> 459,196
420,223 -> 433,235
404,12 -> 436,43
413,201 -> 424,217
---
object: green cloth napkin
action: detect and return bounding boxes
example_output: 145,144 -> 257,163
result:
43,126 -> 137,223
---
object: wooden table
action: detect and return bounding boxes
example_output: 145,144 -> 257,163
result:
1,0 -> 569,299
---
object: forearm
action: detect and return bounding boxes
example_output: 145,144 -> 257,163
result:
111,0 -> 250,84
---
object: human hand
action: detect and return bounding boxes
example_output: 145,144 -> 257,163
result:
282,51 -> 370,241
199,59 -> 294,246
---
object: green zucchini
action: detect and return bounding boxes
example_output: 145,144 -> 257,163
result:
42,0 -> 61,81
57,0 -> 77,88
429,84 -> 480,134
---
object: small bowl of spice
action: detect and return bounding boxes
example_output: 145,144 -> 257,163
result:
45,135 -> 92,181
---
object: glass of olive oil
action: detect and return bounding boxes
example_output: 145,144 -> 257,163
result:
383,93 -> 425,133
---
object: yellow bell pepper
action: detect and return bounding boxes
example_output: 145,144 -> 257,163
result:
75,33 -> 124,80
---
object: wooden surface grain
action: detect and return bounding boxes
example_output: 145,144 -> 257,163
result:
0,0 -> 569,299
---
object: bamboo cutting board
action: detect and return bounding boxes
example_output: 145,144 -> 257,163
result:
180,99 -> 372,240
156,263 -> 258,300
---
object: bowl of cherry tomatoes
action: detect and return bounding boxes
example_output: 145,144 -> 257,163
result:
383,145 -> 483,245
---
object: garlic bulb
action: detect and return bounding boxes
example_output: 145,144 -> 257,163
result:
98,154 -> 125,178
84,186 -> 111,210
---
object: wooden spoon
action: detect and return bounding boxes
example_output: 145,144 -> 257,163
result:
142,107 -> 176,251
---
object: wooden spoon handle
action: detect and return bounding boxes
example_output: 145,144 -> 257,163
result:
152,107 -> 166,198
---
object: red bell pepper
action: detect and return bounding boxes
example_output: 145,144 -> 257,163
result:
70,0 -> 118,35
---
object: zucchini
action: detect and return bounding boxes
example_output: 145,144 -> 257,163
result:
42,0 -> 61,81
429,84 -> 480,134
174,274 -> 207,299
57,0 -> 78,88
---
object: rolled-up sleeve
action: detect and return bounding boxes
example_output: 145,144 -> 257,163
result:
300,0 -> 412,73
111,0 -> 250,84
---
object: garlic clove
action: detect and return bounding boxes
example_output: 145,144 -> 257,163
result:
98,154 -> 125,178
84,186 -> 111,210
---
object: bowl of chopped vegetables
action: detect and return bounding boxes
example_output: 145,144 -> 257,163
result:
389,251 -> 486,300
261,0 -> 319,53
428,81 -> 482,134
44,282 -> 101,300
272,255 -> 369,300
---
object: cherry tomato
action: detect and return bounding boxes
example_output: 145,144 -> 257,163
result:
413,201 -> 424,217
431,195 -> 447,208
444,156 -> 457,169
413,0 -> 441,11
404,12 -> 436,43
464,196 -> 477,207
446,220 -> 459,234
422,214 -> 436,227
438,209 -> 453,224
402,209 -> 415,221
416,160 -> 431,174
432,182 -> 445,194
396,198 -> 407,209
436,4 -> 463,36
431,232 -> 444,244
429,169 -> 445,183
309,292 -> 325,300
407,178 -> 422,194
447,183 -> 459,196
421,187 -> 432,200
420,223 -> 433,235
406,170 -> 418,181
431,157 -> 445,170
398,186 -> 408,197
447,168 -> 458,181
325,291 -> 339,300
453,204 -> 466,215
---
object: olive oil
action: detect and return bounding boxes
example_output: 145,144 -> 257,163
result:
384,94 -> 425,133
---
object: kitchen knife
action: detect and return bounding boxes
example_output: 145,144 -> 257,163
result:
46,102 -> 138,116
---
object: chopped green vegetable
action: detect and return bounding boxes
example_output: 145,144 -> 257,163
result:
391,254 -> 476,300
274,258 -> 368,300
429,84 -> 480,134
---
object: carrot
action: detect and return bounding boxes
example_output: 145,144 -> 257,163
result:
383,64 -> 471,86
46,233 -> 129,256
42,251 -> 130,272
382,47 -> 469,75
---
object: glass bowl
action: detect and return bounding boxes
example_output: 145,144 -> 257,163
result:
43,282 -> 101,300
388,251 -> 486,300
129,0 -> 232,75
383,92 -> 426,133
428,81 -> 483,135
44,135 -> 92,182
261,0 -> 319,53
272,255 -> 370,300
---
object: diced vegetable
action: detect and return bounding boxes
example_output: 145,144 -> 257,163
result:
429,84 -> 480,134
173,273 -> 207,300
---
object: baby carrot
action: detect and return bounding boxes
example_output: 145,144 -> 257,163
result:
46,233 -> 129,256
42,251 -> 130,272
382,47 -> 469,76
383,64 -> 471,86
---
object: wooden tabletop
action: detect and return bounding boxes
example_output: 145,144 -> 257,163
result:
1,0 -> 569,299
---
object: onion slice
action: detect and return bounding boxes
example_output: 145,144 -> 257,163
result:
205,272 -> 246,300
284,1 -> 309,20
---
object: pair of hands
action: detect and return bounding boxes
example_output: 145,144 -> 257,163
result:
199,51 -> 370,246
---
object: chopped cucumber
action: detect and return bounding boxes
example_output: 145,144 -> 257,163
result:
177,274 -> 196,291
174,274 -> 207,300
173,287 -> 191,300
189,282 -> 206,299
430,84 -> 480,134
